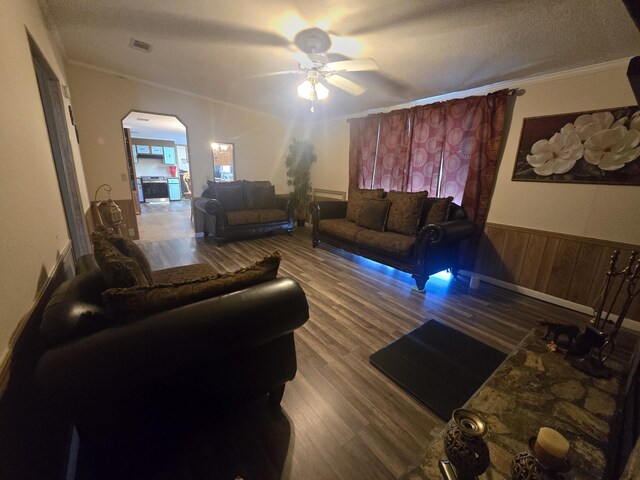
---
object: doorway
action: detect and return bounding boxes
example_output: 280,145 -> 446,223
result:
30,35 -> 90,258
121,112 -> 192,214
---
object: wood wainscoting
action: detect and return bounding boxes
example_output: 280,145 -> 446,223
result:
89,199 -> 139,239
473,223 -> 640,322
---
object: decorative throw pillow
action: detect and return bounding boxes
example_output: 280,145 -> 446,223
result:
356,199 -> 391,231
215,184 -> 246,211
92,232 -> 150,288
248,183 -> 277,209
422,196 -> 454,225
345,188 -> 386,222
102,251 -> 281,316
104,232 -> 154,284
385,191 -> 428,236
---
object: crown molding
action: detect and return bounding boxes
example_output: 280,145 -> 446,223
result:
66,60 -> 293,123
351,57 -> 633,119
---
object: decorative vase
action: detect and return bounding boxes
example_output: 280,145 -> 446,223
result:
443,408 -> 490,480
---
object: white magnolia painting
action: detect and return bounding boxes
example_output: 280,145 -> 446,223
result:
513,106 -> 640,185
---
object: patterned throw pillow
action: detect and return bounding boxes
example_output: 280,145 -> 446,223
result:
247,182 -> 277,209
104,232 -> 154,284
345,188 -> 386,222
215,184 -> 246,211
356,199 -> 391,231
102,251 -> 281,316
385,191 -> 429,236
422,197 -> 454,225
92,232 -> 150,288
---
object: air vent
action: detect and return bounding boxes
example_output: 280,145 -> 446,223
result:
130,38 -> 153,53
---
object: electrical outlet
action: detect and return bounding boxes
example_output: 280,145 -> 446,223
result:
121,173 -> 127,182
129,229 -> 135,237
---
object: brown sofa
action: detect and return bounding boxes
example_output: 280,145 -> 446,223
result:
35,230 -> 309,476
309,189 -> 476,291
193,180 -> 295,244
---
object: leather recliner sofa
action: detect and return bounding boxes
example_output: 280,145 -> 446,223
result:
34,254 -> 309,447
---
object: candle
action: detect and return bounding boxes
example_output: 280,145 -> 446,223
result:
534,427 -> 570,467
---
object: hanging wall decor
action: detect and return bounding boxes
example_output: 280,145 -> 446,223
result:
512,106 -> 640,185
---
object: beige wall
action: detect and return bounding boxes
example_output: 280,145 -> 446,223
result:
66,64 -> 300,201
299,119 -> 350,196
304,63 -> 640,246
0,0 -> 89,362
488,65 -> 639,245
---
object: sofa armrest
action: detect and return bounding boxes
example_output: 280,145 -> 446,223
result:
275,194 -> 296,220
309,200 -> 348,222
35,277 -> 309,407
416,219 -> 477,246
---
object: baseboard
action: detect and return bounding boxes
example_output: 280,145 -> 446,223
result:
460,270 -> 640,333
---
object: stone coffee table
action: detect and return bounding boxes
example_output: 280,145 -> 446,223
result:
402,327 -> 626,480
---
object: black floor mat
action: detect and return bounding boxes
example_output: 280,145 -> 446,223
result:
369,319 -> 506,420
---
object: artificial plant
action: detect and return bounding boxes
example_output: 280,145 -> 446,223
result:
285,139 -> 317,225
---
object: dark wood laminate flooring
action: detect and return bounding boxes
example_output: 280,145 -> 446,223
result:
123,207 -> 637,480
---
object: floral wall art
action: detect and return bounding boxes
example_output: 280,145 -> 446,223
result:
512,106 -> 640,185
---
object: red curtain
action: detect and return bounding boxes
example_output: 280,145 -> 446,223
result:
407,105 -> 446,194
348,116 -> 380,189
455,93 -> 508,228
372,111 -> 410,191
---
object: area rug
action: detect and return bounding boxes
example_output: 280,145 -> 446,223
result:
369,319 -> 506,420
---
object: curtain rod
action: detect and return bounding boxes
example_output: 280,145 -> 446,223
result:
347,88 -> 518,123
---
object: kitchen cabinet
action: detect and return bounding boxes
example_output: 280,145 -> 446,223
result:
151,146 -> 164,155
136,145 -> 150,154
167,177 -> 181,200
163,146 -> 176,165
133,148 -> 138,163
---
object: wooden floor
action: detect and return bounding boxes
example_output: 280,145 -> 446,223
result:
114,205 -> 637,480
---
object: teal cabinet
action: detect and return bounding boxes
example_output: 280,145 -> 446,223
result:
167,177 -> 181,200
136,145 -> 149,154
151,146 -> 164,155
163,146 -> 176,165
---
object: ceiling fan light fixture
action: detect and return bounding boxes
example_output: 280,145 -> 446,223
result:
297,79 -> 314,101
297,77 -> 329,102
315,81 -> 329,100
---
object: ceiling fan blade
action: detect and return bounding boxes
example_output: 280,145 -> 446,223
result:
326,75 -> 367,96
308,53 -> 329,64
292,51 -> 314,70
325,58 -> 379,72
247,70 -> 303,78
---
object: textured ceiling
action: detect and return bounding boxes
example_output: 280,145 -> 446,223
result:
43,0 -> 640,121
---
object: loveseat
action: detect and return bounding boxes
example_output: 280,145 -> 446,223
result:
309,189 -> 476,291
34,229 -> 309,462
193,180 -> 295,243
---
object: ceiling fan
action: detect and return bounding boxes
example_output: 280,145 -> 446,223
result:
256,28 -> 379,111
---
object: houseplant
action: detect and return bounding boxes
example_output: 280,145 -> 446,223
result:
285,139 -> 317,226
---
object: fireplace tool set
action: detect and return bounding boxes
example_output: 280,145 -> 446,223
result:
567,250 -> 640,378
